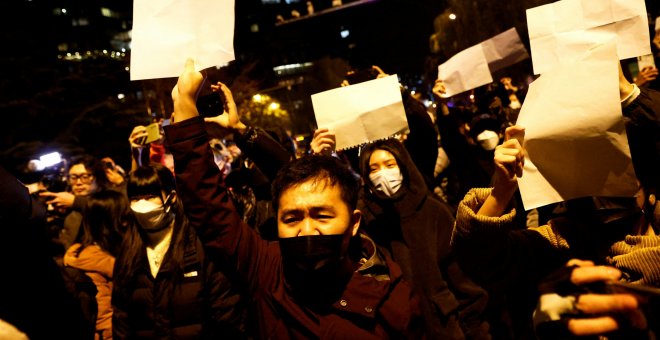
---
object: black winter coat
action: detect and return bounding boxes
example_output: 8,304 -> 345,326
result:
358,139 -> 491,339
112,231 -> 246,339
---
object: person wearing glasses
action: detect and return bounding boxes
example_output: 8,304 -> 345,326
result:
40,154 -> 110,258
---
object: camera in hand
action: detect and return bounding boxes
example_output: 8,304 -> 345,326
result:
196,91 -> 227,117
41,169 -> 68,193
32,167 -> 69,219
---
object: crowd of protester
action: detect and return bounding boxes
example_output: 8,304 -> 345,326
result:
1,12 -> 660,340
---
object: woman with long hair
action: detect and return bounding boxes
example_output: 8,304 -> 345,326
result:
63,190 -> 129,340
112,163 -> 246,339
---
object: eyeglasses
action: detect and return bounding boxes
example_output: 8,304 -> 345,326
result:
69,173 -> 94,184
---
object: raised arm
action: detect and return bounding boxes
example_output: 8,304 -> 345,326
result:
165,59 -> 277,291
166,58 -> 242,251
310,128 -> 336,156
171,59 -> 206,123
477,125 -> 525,217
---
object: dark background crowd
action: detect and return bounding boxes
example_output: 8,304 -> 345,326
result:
1,0 -> 657,178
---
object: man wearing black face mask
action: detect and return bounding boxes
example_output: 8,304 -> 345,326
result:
165,59 -> 423,339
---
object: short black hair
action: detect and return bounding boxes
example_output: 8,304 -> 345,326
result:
271,155 -> 359,211
69,154 -> 109,189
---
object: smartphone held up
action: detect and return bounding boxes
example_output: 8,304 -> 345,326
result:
196,90 -> 228,117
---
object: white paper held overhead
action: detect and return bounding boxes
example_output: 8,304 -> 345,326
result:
311,75 -> 408,151
130,0 -> 235,80
437,27 -> 529,97
515,41 -> 638,210
526,0 -> 650,74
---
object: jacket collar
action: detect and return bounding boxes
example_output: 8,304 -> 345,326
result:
330,234 -> 403,320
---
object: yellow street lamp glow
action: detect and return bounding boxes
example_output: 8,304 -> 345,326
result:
253,94 -> 263,102
269,102 -> 280,110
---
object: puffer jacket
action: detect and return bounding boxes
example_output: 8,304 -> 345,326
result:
112,230 -> 246,339
64,244 -> 114,340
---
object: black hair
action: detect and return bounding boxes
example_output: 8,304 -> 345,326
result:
116,163 -> 192,295
271,155 -> 359,211
77,190 -> 129,258
126,163 -> 177,199
68,154 -> 109,191
469,113 -> 502,139
358,139 -> 410,193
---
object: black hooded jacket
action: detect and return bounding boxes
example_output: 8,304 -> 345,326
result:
358,139 -> 491,339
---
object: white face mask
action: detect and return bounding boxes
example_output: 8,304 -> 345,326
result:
130,195 -> 174,233
369,168 -> 403,197
509,99 -> 521,110
476,130 -> 499,151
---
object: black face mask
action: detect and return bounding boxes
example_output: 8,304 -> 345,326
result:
279,234 -> 346,273
279,234 -> 351,304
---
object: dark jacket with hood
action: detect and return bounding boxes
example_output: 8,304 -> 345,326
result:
358,139 -> 491,339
